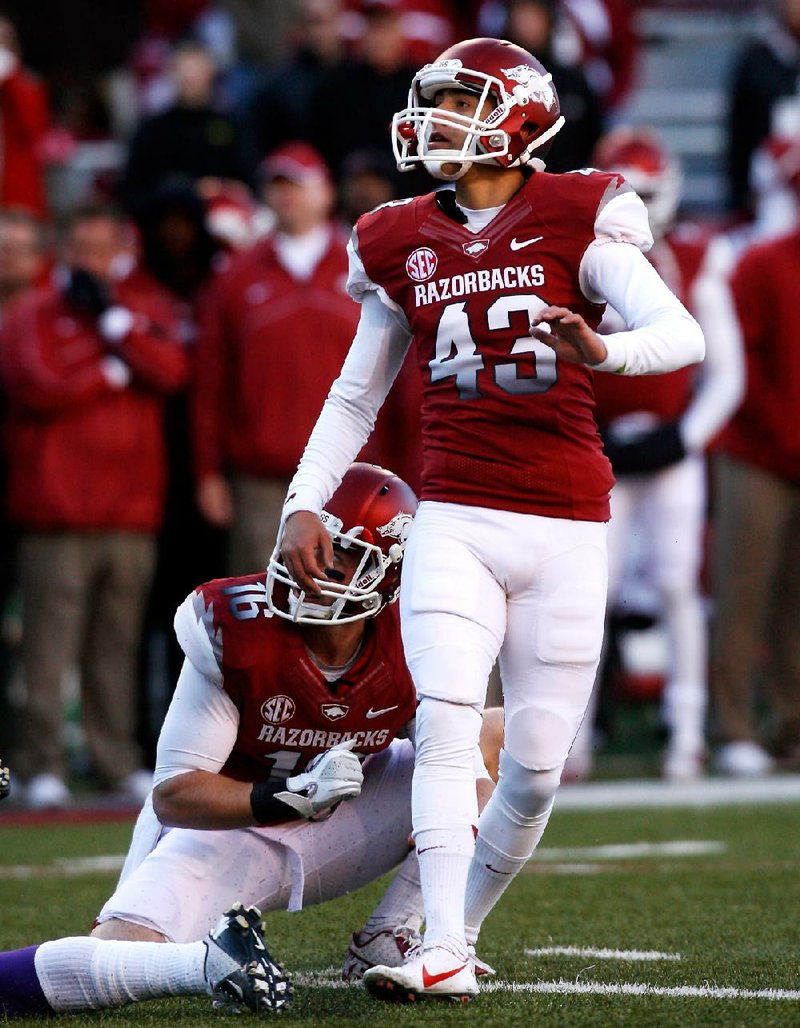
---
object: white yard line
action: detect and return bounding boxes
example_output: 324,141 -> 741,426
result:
481,979 -> 800,1001
294,970 -> 800,1002
535,840 -> 725,861
525,945 -> 682,961
0,855 -> 125,878
556,775 -> 800,810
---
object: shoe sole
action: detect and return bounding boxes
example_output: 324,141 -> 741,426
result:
364,974 -> 474,1004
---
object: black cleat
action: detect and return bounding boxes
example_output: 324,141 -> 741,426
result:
203,902 -> 293,1012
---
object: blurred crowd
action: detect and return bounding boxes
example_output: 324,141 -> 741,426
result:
0,0 -> 798,807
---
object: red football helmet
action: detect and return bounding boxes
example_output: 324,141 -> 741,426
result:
592,126 -> 682,240
267,463 -> 418,624
392,37 -> 565,181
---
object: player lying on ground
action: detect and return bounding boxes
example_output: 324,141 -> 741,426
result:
0,463 -> 502,1017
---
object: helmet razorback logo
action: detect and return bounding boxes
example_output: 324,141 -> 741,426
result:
500,65 -> 556,111
261,695 -> 296,724
377,512 -> 414,544
406,247 -> 438,282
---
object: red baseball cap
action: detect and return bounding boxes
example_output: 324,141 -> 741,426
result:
259,143 -> 332,186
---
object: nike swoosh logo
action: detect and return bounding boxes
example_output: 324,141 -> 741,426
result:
365,705 -> 399,719
422,961 -> 468,988
509,235 -> 544,251
486,863 -> 514,875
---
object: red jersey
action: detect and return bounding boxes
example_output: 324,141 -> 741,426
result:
353,171 -> 622,521
592,224 -> 708,426
175,573 -> 417,790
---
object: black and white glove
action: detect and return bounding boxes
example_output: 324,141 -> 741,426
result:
602,421 -> 687,476
0,759 -> 9,799
64,268 -> 112,316
275,739 -> 363,819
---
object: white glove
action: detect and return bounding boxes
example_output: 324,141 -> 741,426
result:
99,306 -> 135,343
100,355 -> 132,389
0,760 -> 9,799
275,738 -> 363,819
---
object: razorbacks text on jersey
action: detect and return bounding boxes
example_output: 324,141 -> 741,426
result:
352,171 -> 630,521
174,574 -> 417,799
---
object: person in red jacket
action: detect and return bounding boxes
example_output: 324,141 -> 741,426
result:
192,142 -> 360,574
710,221 -> 800,776
0,203 -> 190,809
0,17 -> 51,217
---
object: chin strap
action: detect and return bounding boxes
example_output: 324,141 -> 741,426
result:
435,189 -> 468,224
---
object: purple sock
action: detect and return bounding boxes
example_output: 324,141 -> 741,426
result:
0,945 -> 53,1017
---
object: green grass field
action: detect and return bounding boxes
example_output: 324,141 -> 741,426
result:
1,796 -> 799,1026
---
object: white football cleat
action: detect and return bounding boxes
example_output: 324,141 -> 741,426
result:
362,944 -> 478,1003
342,920 -> 422,982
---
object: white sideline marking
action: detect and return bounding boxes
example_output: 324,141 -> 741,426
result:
0,855 -> 125,878
525,946 -> 682,961
535,840 -> 724,861
556,774 -> 800,810
481,979 -> 800,1001
294,970 -> 800,1002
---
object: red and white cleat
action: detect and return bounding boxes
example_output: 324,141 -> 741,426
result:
341,921 -> 422,982
362,944 -> 478,1003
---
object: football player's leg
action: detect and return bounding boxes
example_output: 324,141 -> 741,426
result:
4,909 -> 286,1015
276,739 -> 417,912
465,522 -> 607,944
96,824 -> 295,942
648,457 -> 708,776
11,827 -> 291,1013
567,480 -> 639,778
399,503 -> 506,960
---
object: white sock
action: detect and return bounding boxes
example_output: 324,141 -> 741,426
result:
362,848 -> 423,935
35,938 -> 207,1011
464,780 -> 554,945
416,828 -> 474,957
412,698 -> 481,959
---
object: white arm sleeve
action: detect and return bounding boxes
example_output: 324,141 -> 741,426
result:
153,658 -> 239,788
283,288 -> 412,518
579,192 -> 705,375
680,239 -> 745,452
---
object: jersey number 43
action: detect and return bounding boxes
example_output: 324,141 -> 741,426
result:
430,293 -> 558,400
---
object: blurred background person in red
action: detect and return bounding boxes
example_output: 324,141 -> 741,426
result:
0,15 -> 51,217
0,208 -> 48,761
709,134 -> 800,777
0,203 -> 189,809
566,127 -> 742,781
192,142 -> 359,574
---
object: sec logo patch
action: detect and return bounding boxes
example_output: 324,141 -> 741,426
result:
406,247 -> 438,282
261,695 -> 296,724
